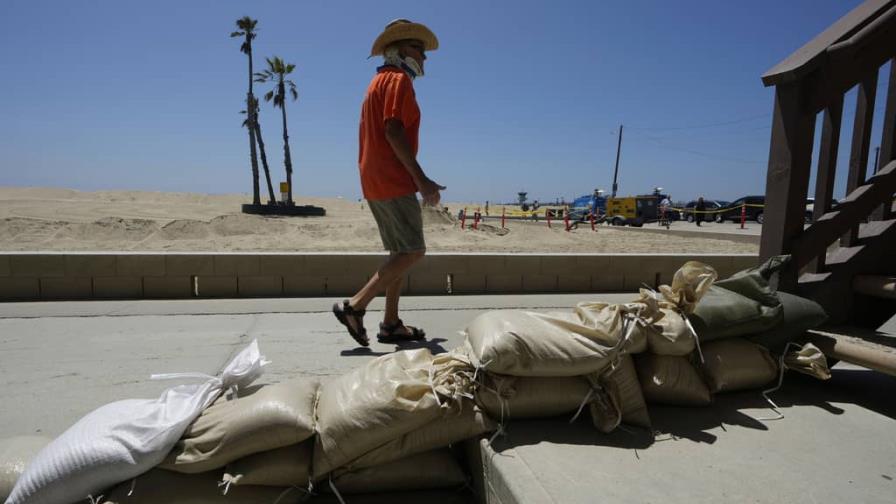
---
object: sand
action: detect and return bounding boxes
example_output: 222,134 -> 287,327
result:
0,187 -> 758,254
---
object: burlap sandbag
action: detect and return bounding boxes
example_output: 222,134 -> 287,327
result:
634,353 -> 711,406
348,400 -> 496,471
223,441 -> 312,488
784,343 -> 832,380
646,307 -> 696,356
161,377 -> 319,474
655,261 -> 718,314
313,349 -> 474,479
100,468 -> 301,503
464,309 -> 641,377
0,436 -> 51,501
474,373 -> 592,420
588,354 -> 651,429
572,303 -> 650,354
701,338 -> 779,393
748,292 -> 828,354
327,449 -> 466,495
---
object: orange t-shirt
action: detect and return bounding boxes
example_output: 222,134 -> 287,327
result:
358,66 -> 420,201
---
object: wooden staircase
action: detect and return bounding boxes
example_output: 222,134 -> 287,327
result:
760,0 -> 896,374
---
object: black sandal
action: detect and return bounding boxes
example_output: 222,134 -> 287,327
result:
332,300 -> 369,347
377,319 -> 426,343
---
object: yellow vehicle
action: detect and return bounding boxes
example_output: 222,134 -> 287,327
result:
605,195 -> 659,226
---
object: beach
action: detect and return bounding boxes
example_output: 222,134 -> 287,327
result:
0,187 -> 758,254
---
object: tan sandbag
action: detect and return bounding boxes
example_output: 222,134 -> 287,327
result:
588,354 -> 651,429
222,441 -> 312,488
313,349 -> 474,479
348,400 -> 496,471
635,353 -> 711,406
0,435 -> 51,500
645,307 -> 696,356
784,343 -> 831,380
161,377 -> 319,474
328,449 -> 466,495
100,468 -> 302,503
572,303 -> 650,354
475,373 -> 592,420
655,261 -> 717,314
701,338 -> 779,393
464,309 -> 642,377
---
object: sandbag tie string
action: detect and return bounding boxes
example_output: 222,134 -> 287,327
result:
752,342 -> 804,422
328,475 -> 348,504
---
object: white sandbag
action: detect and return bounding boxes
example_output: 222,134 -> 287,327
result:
655,261 -> 717,314
783,343 -> 831,380
0,436 -> 51,501
701,338 -> 779,393
475,374 -> 592,420
100,468 -> 301,503
223,441 -> 313,488
7,340 -> 267,504
312,349 -> 474,479
588,354 -> 651,430
634,353 -> 711,406
328,449 -> 466,495
161,377 -> 318,473
348,400 -> 495,471
464,309 -> 639,377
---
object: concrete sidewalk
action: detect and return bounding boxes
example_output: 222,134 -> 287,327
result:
1,295 -> 894,503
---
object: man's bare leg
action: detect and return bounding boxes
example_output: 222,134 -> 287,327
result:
383,275 -> 403,326
342,251 -> 423,334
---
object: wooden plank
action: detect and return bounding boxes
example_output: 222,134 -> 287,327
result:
841,71 -> 878,247
808,96 -> 844,273
794,160 -> 896,268
804,327 -> 896,376
762,0 -> 893,86
872,59 -> 896,220
760,82 -> 817,291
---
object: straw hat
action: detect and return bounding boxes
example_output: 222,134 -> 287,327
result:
369,19 -> 438,57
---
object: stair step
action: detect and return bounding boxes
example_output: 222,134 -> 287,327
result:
858,219 -> 896,241
853,275 -> 896,300
825,245 -> 864,266
803,326 -> 896,376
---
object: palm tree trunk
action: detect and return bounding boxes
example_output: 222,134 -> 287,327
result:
247,93 -> 260,205
255,121 -> 277,204
280,82 -> 294,205
246,40 -> 260,205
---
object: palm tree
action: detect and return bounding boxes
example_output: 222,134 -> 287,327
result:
231,16 -> 273,205
255,57 -> 299,206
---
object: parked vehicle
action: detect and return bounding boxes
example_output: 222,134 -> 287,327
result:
805,197 -> 840,223
679,200 -> 728,223
567,193 -> 607,221
715,195 -> 766,223
605,195 -> 661,226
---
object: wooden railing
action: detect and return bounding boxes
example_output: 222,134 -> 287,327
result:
759,0 -> 896,295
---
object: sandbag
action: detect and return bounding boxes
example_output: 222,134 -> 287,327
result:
784,343 -> 832,380
646,307 -> 696,356
689,285 -> 783,342
161,377 -> 318,474
588,354 -> 651,429
222,441 -> 312,488
0,436 -> 51,501
634,353 -> 711,406
572,303 -> 650,354
655,261 -> 718,314
100,468 -> 301,504
348,400 -> 496,471
464,309 -> 636,377
7,339 -> 267,504
748,292 -> 828,354
475,374 -> 592,420
328,449 -> 466,495
313,349 -> 474,479
701,338 -> 779,393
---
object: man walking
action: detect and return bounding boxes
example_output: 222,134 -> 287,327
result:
333,19 -> 444,347
695,197 -> 706,227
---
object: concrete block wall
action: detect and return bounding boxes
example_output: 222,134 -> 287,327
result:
0,252 -> 758,301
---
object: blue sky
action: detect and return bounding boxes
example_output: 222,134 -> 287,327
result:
0,0 -> 889,204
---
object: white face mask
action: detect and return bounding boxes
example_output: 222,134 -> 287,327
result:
383,47 -> 423,79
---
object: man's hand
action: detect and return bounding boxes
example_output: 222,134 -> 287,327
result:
418,178 -> 446,207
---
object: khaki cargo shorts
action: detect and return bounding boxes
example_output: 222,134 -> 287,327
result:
368,193 -> 426,253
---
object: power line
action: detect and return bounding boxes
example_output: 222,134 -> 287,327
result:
625,113 -> 771,132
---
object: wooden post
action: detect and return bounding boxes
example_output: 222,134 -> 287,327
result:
501,207 -> 506,229
841,71 -> 878,246
460,208 -> 466,229
759,81 -> 817,291
808,95 -> 844,273
872,59 -> 896,220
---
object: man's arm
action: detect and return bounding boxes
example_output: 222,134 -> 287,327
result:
384,118 -> 445,206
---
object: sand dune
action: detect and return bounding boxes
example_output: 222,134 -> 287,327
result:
0,187 -> 757,254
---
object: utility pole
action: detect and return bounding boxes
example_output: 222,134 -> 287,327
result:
611,124 -> 623,198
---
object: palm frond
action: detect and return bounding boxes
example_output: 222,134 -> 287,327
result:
264,90 -> 275,102
289,87 -> 298,101
285,64 -> 295,74
230,31 -> 244,38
